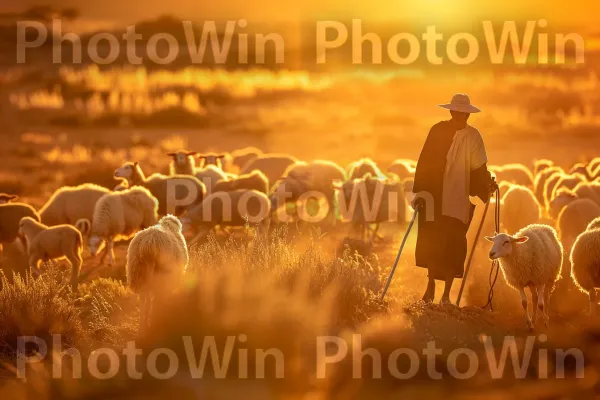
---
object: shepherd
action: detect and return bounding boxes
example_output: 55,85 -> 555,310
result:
412,94 -> 497,304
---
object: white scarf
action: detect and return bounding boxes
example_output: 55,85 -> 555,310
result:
441,125 -> 488,224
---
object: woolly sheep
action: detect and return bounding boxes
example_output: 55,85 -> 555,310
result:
534,166 -> 563,205
0,193 -> 18,204
573,181 -> 600,207
548,182 -> 600,220
39,184 -> 110,228
180,189 -> 271,245
557,198 -> 600,253
347,158 -> 386,180
387,159 -> 416,180
18,217 -> 83,291
491,163 -> 533,187
569,163 -> 592,180
486,224 -> 563,330
333,175 -> 406,241
0,203 -> 40,262
231,146 -> 263,173
213,170 -> 269,195
86,187 -> 159,266
271,160 -> 346,222
501,185 -> 542,234
126,215 -> 188,330
240,154 -> 298,189
550,173 -> 587,201
197,152 -> 229,170
570,226 -> 600,314
114,162 -> 205,216
533,159 -> 554,176
588,217 -> 600,231
166,150 -> 197,175
548,189 -> 578,220
194,165 -> 229,193
543,171 -> 566,211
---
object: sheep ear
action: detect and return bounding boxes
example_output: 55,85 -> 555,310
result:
75,219 -> 91,235
9,194 -> 18,201
332,180 -> 343,189
513,236 -> 529,243
133,161 -> 139,167
166,152 -> 176,156
484,236 -> 494,242
217,154 -> 226,159
185,151 -> 197,156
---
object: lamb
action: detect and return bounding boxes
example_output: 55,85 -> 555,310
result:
557,198 -> 600,253
0,202 -> 40,262
85,187 -> 159,266
39,184 -> 110,228
533,159 -> 554,176
334,175 -> 406,241
486,224 -> 563,330
180,189 -> 271,245
197,152 -> 229,170
194,164 -> 229,193
387,159 -> 416,180
213,170 -> 269,195
271,160 -> 347,222
114,162 -> 205,216
347,158 -> 386,180
501,185 -> 541,234
490,163 -> 533,187
166,150 -> 197,175
570,225 -> 600,314
126,215 -> 188,330
231,146 -> 263,173
534,166 -> 563,205
240,154 -> 298,189
18,217 -> 83,291
0,194 -> 18,204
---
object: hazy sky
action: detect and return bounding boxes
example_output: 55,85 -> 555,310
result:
4,0 -> 598,29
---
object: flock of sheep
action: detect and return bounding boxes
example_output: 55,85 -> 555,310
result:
1,146 -> 600,331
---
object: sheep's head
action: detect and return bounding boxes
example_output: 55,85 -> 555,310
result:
167,151 -> 196,166
160,214 -> 182,233
198,153 -> 226,169
17,217 -> 37,238
0,193 -> 17,204
114,162 -> 139,181
89,235 -> 106,257
485,233 -> 529,259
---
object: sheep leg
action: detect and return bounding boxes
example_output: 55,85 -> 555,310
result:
99,246 -> 108,265
107,240 -> 115,266
528,284 -> 538,323
590,289 -> 597,316
535,284 -> 549,327
68,253 -> 82,292
520,288 -> 534,331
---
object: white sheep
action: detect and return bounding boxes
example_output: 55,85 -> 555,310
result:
213,170 -> 269,194
197,152 -> 229,170
490,163 -> 533,187
486,224 -> 563,330
240,154 -> 298,189
346,158 -> 386,180
18,217 -> 83,291
387,159 -> 416,180
557,198 -> 600,253
271,160 -> 347,223
0,193 -> 18,204
570,225 -> 600,314
166,150 -> 197,175
501,185 -> 542,234
533,159 -> 554,176
86,187 -> 159,266
180,189 -> 271,245
39,184 -> 110,228
194,164 -> 229,193
126,215 -> 188,330
231,146 -> 263,173
114,162 -> 205,216
534,166 -> 563,205
0,203 -> 40,262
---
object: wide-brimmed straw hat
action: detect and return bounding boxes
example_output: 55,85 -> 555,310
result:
438,93 -> 481,113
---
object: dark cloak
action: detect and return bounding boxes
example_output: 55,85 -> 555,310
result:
412,120 -> 493,281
